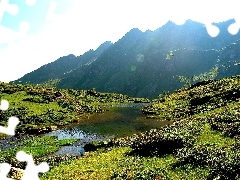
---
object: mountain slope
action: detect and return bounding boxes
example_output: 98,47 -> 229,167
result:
14,20 -> 240,98
42,75 -> 240,180
14,41 -> 113,84
57,20 -> 240,98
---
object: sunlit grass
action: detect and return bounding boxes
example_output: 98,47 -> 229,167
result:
21,136 -> 78,157
1,76 -> 239,179
42,101 -> 239,179
41,146 -> 211,180
196,123 -> 235,148
0,136 -> 78,161
1,91 -> 67,116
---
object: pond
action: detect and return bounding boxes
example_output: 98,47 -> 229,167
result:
47,103 -> 172,156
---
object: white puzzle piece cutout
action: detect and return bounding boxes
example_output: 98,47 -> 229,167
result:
0,0 -> 36,46
0,100 -> 19,136
16,151 -> 49,180
0,163 -> 14,180
0,99 -> 9,111
0,116 -> 19,136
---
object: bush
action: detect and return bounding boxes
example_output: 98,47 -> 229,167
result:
174,144 -> 240,180
208,109 -> 240,137
110,120 -> 201,157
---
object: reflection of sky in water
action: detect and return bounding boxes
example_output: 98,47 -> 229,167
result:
46,127 -> 112,156
56,146 -> 85,156
46,104 -> 150,156
104,103 -> 149,108
47,127 -> 98,140
46,127 -> 113,141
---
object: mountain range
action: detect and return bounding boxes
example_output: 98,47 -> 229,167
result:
13,19 -> 240,99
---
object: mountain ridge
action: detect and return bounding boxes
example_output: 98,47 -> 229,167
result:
13,19 -> 240,98
15,41 -> 113,84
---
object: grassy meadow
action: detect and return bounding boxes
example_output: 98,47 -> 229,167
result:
0,75 -> 239,179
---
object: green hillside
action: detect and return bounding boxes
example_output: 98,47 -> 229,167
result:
40,75 -> 240,180
1,75 -> 239,179
14,41 -> 112,85
0,82 -> 149,135
13,20 -> 240,99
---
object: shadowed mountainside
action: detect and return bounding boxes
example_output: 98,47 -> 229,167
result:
15,41 -> 112,84
13,19 -> 240,99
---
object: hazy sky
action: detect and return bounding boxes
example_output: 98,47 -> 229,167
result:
0,0 -> 239,82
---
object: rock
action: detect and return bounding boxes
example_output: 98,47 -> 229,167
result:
146,115 -> 156,119
50,126 -> 57,131
10,167 -> 24,180
84,143 -> 97,152
54,91 -> 62,97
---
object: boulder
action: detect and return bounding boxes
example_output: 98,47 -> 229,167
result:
10,167 -> 24,180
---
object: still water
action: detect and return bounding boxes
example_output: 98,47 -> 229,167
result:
47,103 -> 171,156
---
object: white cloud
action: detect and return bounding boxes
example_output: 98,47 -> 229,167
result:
1,0 -> 240,82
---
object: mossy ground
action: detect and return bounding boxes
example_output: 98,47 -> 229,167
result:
0,82 -> 149,133
41,147 -> 211,180
0,76 -> 239,179
0,136 -> 77,160
40,75 -> 240,179
41,120 -> 237,179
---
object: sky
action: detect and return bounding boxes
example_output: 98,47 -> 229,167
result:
0,0 -> 240,82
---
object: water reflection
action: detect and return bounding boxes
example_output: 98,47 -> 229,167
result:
55,146 -> 85,156
47,127 -> 113,156
47,127 -> 113,140
0,134 -> 30,150
103,103 -> 150,108
76,103 -> 170,137
46,103 -> 170,156
48,127 -> 95,140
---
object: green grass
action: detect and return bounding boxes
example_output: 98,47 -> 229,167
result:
0,136 -> 78,161
41,75 -> 240,180
196,123 -> 235,148
1,91 -> 70,116
1,76 -> 239,179
0,82 -> 149,133
21,136 -> 78,157
41,147 -> 210,180
41,121 -> 236,180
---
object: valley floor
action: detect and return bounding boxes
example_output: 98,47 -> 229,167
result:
0,75 -> 239,179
